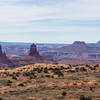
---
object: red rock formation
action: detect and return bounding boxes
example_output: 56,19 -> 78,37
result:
0,45 -> 7,59
0,45 -> 14,67
29,43 -> 40,57
13,43 -> 53,66
0,45 -> 5,57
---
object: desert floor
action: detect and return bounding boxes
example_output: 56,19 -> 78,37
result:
0,64 -> 100,100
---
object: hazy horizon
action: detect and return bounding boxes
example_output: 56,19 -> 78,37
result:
0,40 -> 100,44
0,0 -> 100,43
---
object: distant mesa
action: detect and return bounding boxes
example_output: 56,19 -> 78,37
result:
72,41 -> 88,47
96,41 -> 100,44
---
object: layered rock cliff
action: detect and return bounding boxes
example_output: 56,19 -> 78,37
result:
0,45 -> 14,68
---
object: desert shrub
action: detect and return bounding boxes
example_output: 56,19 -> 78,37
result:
54,68 -> 59,71
12,75 -> 17,80
45,75 -> 51,78
89,67 -> 96,70
33,68 -> 42,73
33,68 -> 39,71
79,95 -> 85,100
80,67 -> 87,72
62,91 -> 67,96
90,87 -> 94,92
73,65 -> 78,67
30,74 -> 37,79
34,75 -> 37,78
85,97 -> 92,100
5,68 -> 8,70
7,80 -> 12,86
60,66 -> 64,70
79,95 -> 92,100
86,65 -> 96,70
75,67 -> 79,72
0,97 -> 3,100
29,75 -> 34,79
44,68 -> 48,73
67,70 -> 75,73
15,72 -> 20,77
37,69 -> 41,73
4,72 -> 9,76
65,67 -> 70,70
18,83 -> 24,87
23,71 -> 35,77
86,65 -> 90,67
69,65 -> 73,68
94,64 -> 99,68
48,68 -> 54,70
53,70 -> 64,77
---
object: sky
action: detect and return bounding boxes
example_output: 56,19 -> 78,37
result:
0,0 -> 100,43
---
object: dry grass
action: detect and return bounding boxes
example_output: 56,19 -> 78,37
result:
0,64 -> 100,100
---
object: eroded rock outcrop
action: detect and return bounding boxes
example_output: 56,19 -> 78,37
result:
13,43 -> 53,66
29,43 -> 40,57
0,45 -> 6,57
0,45 -> 14,68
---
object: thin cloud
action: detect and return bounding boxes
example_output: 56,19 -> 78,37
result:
0,0 -> 100,43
